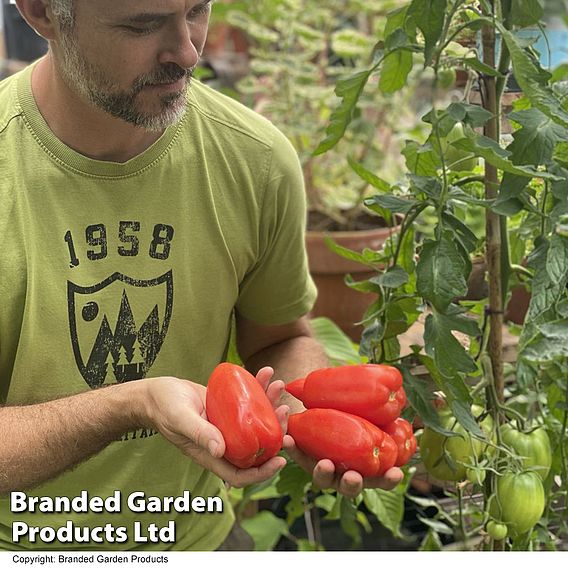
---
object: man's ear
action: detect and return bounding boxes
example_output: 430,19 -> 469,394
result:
15,0 -> 59,41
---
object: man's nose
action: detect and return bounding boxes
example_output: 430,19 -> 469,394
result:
158,22 -> 201,70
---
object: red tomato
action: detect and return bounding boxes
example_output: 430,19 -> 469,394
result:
382,418 -> 417,466
206,363 -> 283,469
287,408 -> 398,478
285,377 -> 305,401
285,364 -> 407,426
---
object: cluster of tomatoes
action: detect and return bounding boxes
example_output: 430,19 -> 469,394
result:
284,365 -> 417,477
206,362 -> 417,478
420,404 -> 551,540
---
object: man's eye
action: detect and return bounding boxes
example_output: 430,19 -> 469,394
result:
122,25 -> 155,35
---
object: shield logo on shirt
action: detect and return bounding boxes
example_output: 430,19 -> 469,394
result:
67,271 -> 173,388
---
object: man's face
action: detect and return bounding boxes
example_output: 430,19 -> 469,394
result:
54,0 -> 212,131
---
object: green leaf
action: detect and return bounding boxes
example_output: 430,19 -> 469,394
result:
398,226 -> 418,275
447,102 -> 493,127
297,539 -> 325,551
365,194 -> 420,214
311,317 -> 363,366
276,462 -> 311,524
314,69 -> 372,155
449,399 -> 484,438
419,529 -> 444,550
402,140 -> 442,176
546,233 -> 568,283
359,317 -> 385,358
372,266 -> 409,288
381,336 -> 401,362
241,474 -> 281,504
423,308 -> 479,379
462,56 -> 504,77
408,0 -> 447,64
442,211 -> 479,253
525,235 -> 568,324
380,49 -> 414,93
323,235 -> 374,267
418,516 -> 454,535
453,135 -> 560,179
511,0 -> 544,27
345,274 -> 382,294
401,366 -> 446,434
314,493 -> 337,514
500,27 -> 568,129
507,108 -> 568,166
448,186 -> 493,207
491,197 -> 525,216
348,156 -> 391,193
519,236 -> 568,383
363,489 -> 405,538
521,328 -> 568,365
409,175 -> 442,198
539,319 -> 568,340
497,172 -> 531,201
416,236 -> 469,312
385,5 -> 412,39
241,512 -> 288,551
339,497 -> 362,545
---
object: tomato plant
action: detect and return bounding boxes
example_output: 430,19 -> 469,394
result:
489,471 -> 546,538
206,362 -> 283,469
285,364 -> 407,426
309,0 -> 568,546
288,408 -> 398,477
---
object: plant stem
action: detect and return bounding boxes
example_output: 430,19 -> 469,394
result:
457,484 -> 469,549
481,13 -> 504,408
481,3 -> 506,553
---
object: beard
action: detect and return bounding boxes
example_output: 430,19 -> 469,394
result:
56,33 -> 192,132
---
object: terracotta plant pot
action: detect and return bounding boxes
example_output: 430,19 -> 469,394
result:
306,225 -> 399,342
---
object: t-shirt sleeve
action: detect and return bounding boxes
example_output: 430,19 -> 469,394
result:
235,130 -> 317,325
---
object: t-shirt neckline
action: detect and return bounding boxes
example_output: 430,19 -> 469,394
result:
16,61 -> 184,179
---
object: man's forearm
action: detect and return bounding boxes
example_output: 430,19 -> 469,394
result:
243,335 -> 329,412
0,381 -> 148,495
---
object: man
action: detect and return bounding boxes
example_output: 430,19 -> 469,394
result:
0,0 -> 403,551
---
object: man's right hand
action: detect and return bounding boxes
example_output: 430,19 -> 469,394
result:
141,374 -> 288,488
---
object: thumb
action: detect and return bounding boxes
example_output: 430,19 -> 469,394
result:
185,412 -> 226,458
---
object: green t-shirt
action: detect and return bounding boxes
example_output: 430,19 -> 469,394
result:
0,63 -> 317,551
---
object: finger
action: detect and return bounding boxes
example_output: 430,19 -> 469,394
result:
266,379 -> 285,406
187,446 -> 285,488
363,467 -> 405,491
282,433 -> 295,450
255,366 -> 274,391
274,404 -> 290,434
181,412 -> 226,459
337,470 -> 364,498
312,459 -> 337,490
224,455 -> 287,489
283,436 -> 318,473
